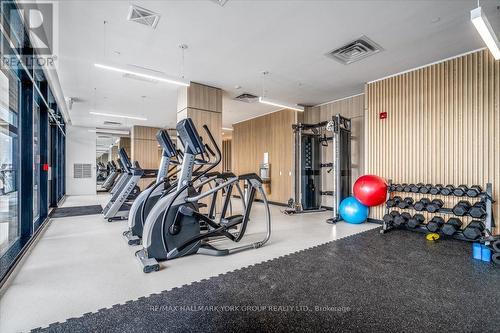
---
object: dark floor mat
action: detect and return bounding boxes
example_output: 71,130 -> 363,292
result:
49,205 -> 103,218
33,228 -> 500,332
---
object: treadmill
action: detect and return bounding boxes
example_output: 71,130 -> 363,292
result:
110,158 -> 128,195
102,149 -> 144,222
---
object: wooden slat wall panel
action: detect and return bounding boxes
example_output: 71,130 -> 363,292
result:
131,125 -> 163,190
366,49 -> 499,235
222,140 -> 232,172
232,109 -> 297,204
118,137 -> 131,155
110,146 -> 118,162
184,108 -> 222,168
303,94 -> 365,207
97,153 -> 108,164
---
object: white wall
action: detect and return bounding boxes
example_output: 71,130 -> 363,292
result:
65,126 -> 96,195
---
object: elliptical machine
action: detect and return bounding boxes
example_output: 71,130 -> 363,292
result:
135,118 -> 271,273
123,129 -> 178,245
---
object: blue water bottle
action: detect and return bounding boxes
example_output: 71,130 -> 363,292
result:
481,245 -> 492,262
472,243 -> 482,260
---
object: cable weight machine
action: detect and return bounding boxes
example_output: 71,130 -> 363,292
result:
284,114 -> 352,224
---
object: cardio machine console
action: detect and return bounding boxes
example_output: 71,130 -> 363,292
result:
118,148 -> 132,172
176,118 -> 205,155
156,129 -> 177,158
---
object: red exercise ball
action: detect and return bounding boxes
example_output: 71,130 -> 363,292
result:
353,175 -> 388,207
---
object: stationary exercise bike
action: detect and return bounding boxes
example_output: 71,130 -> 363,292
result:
135,118 -> 271,273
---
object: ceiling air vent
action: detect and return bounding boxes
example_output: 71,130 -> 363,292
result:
234,93 -> 259,103
210,0 -> 229,7
123,73 -> 159,84
326,36 -> 382,65
103,121 -> 122,126
127,5 -> 161,29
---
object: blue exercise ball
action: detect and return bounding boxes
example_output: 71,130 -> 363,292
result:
339,196 -> 369,224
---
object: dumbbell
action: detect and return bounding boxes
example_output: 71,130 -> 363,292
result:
408,183 -> 421,193
429,184 -> 444,195
389,184 -> 398,192
493,253 -> 500,265
397,197 -> 414,209
492,239 -> 500,253
395,184 -> 404,192
393,212 -> 412,227
468,201 -> 486,219
453,185 -> 469,197
419,184 -> 432,194
462,221 -> 485,240
441,218 -> 463,236
426,216 -> 445,232
386,196 -> 403,208
426,199 -> 444,213
403,184 -> 412,192
466,185 -> 483,198
382,211 -> 401,226
452,201 -> 472,216
413,198 -> 431,211
407,214 -> 425,229
440,184 -> 455,196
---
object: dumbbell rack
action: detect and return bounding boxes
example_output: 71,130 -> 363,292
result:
381,182 -> 497,247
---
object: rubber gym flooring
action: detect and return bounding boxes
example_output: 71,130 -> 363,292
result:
32,227 -> 500,332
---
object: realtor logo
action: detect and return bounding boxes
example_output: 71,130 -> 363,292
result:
2,2 -> 53,55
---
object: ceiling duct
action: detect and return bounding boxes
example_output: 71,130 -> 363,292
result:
326,36 -> 383,65
234,93 -> 259,103
123,73 -> 159,84
96,128 -> 130,136
103,121 -> 122,126
127,5 -> 161,29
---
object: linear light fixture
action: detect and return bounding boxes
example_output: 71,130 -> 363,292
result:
471,6 -> 500,60
222,127 -> 233,131
258,97 -> 304,112
90,111 -> 147,121
94,63 -> 190,87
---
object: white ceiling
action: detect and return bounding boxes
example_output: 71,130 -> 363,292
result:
57,0 -> 500,129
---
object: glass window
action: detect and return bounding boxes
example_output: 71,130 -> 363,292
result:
0,66 -> 20,257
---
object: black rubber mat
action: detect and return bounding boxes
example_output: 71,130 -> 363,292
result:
33,228 -> 500,332
49,205 -> 103,218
